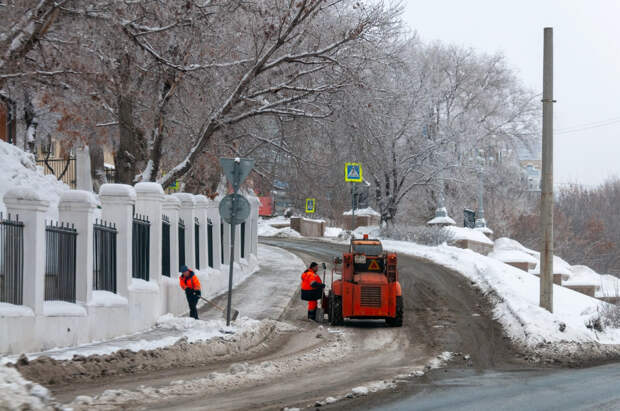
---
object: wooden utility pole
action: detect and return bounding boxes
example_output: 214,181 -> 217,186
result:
540,27 -> 555,312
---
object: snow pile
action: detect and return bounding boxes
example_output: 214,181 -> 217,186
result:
0,302 -> 34,317
0,141 -> 69,219
258,219 -> 301,238
352,225 -> 381,239
381,239 -> 620,347
343,207 -> 380,217
0,364 -> 54,410
42,301 -> 87,317
443,226 -> 493,245
489,238 -> 538,265
324,227 -> 344,238
88,290 -> 128,307
427,215 -> 456,225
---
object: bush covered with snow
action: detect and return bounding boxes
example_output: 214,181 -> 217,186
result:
0,141 -> 69,219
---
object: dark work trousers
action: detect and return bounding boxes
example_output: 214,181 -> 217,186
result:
186,290 -> 199,319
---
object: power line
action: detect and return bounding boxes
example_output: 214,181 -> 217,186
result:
556,115 -> 620,134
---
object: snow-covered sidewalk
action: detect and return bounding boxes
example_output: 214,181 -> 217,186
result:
1,244 -> 303,364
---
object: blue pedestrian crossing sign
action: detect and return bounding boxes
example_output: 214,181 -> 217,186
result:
345,162 -> 363,182
305,198 -> 316,213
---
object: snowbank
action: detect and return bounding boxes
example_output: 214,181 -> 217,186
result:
88,291 -> 128,307
352,225 -> 381,239
443,226 -> 493,246
324,227 -> 344,238
43,301 -> 87,317
0,141 -> 69,219
380,239 -> 620,347
258,220 -> 301,238
343,207 -> 380,217
0,364 -> 54,410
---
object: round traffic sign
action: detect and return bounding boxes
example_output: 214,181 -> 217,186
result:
219,194 -> 251,225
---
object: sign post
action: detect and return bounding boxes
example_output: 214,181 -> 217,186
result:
345,163 -> 363,231
219,157 -> 254,325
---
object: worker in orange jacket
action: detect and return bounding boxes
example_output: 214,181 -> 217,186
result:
179,265 -> 201,319
301,262 -> 325,321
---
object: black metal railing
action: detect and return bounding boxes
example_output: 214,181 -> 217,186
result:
220,223 -> 224,264
241,221 -> 246,259
36,157 -> 76,189
45,221 -> 77,303
0,213 -> 24,305
207,218 -> 214,268
178,217 -> 185,269
105,168 -> 117,183
194,217 -> 200,270
162,215 -> 170,277
132,214 -> 150,281
93,219 -> 117,293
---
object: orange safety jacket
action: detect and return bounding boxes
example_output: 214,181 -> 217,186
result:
180,271 -> 201,291
301,269 -> 322,301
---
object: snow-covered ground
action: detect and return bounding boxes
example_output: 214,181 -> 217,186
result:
258,216 -> 301,237
0,140 -> 69,219
0,364 -> 54,410
381,239 -> 620,347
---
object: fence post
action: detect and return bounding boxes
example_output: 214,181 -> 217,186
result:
4,188 -> 48,314
207,198 -> 222,270
173,193 -> 195,271
135,183 -> 164,283
163,196 -> 181,276
99,184 -> 136,297
194,195 -> 209,271
58,190 -> 97,304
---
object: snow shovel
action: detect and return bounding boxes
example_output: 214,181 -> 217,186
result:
199,296 -> 239,321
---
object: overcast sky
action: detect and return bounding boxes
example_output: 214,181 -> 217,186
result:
402,0 -> 620,187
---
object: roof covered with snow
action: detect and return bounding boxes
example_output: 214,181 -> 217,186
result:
443,226 -> 493,246
427,215 -> 456,225
343,207 -> 380,217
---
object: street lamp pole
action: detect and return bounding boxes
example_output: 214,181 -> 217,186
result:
474,162 -> 487,230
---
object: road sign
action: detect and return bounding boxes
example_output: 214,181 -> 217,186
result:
368,259 -> 381,271
220,157 -> 255,193
345,162 -> 363,182
219,194 -> 251,225
305,198 -> 316,213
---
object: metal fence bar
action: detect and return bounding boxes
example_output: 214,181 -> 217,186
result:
45,222 -> 77,303
0,213 -> 24,305
132,214 -> 150,281
178,218 -> 185,269
207,218 -> 213,268
194,217 -> 200,270
162,215 -> 170,277
93,219 -> 117,293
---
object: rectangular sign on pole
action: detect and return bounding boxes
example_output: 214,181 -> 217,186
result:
305,198 -> 316,213
345,162 -> 363,182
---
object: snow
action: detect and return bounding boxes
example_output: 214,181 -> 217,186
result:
0,302 -> 34,317
427,215 -> 456,225
427,351 -> 454,369
258,219 -> 301,238
0,364 -> 53,410
43,301 -> 87,317
59,189 -> 99,206
99,183 -> 136,199
488,249 -> 538,265
444,226 -> 493,245
134,181 -> 164,194
343,207 -> 380,217
0,141 -> 69,219
128,278 -> 160,293
351,386 -> 369,396
324,227 -> 344,238
380,239 -> 620,346
88,290 -> 129,307
352,225 -> 381,239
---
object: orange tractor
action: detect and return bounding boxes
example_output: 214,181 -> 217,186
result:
323,234 -> 403,326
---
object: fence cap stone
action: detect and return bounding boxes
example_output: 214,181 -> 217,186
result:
172,192 -> 195,206
135,182 -> 165,195
3,187 -> 50,207
163,195 -> 181,209
99,184 -> 137,200
194,194 -> 209,207
59,190 -> 99,208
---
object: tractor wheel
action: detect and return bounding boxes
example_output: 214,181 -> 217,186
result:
329,292 -> 344,326
386,296 -> 403,327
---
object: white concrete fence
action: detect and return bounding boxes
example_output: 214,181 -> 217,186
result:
0,183 -> 259,355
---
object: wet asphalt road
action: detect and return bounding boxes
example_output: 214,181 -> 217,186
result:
262,237 -> 620,411
373,363 -> 620,411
